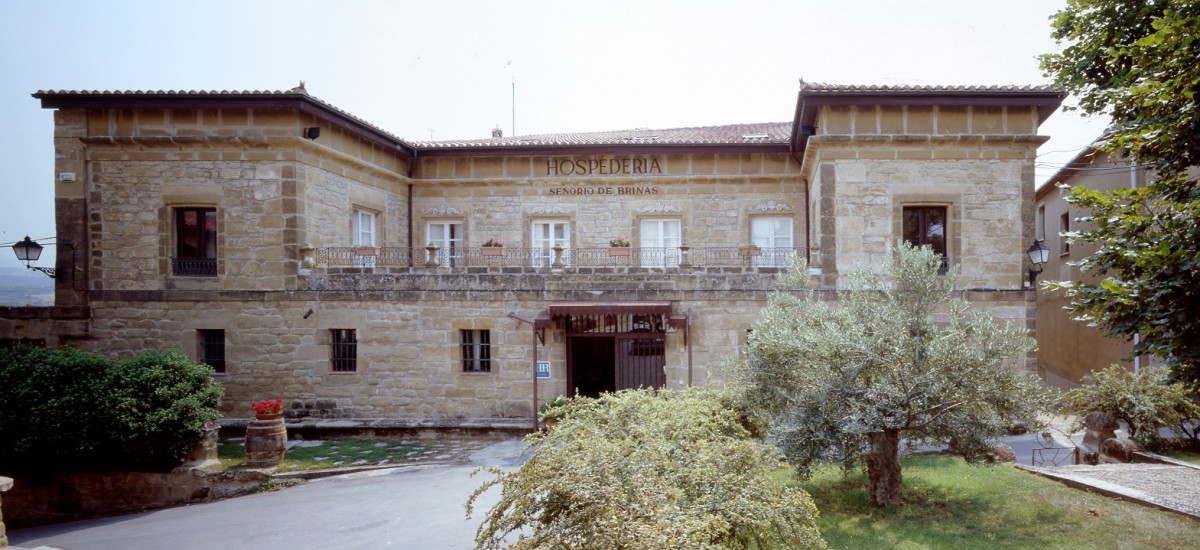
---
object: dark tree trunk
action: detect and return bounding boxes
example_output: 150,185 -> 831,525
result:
867,429 -> 903,506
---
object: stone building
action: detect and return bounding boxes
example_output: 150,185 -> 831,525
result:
0,82 -> 1063,426
1034,138 -> 1169,387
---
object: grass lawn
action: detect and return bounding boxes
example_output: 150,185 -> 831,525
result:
788,454 -> 1200,549
216,438 -> 435,472
1162,449 -> 1200,466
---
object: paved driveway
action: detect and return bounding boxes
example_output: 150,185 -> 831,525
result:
8,439 -> 531,550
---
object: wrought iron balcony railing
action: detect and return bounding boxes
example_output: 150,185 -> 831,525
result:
311,246 -> 805,270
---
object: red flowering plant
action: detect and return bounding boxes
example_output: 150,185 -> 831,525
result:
252,399 -> 283,417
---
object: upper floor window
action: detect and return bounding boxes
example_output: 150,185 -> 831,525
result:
427,221 -> 463,267
199,329 -> 226,374
750,217 -> 794,267
352,209 -> 376,247
532,221 -> 570,267
352,208 -> 377,267
902,206 -> 947,272
174,207 -> 217,277
1036,205 -> 1046,241
1059,212 -> 1070,255
640,218 -> 681,268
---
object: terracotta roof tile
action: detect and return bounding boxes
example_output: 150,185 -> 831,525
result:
411,122 -> 793,148
798,81 -> 1059,94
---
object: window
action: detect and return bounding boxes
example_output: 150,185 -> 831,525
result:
352,208 -> 377,267
532,221 -> 570,267
427,221 -> 463,267
461,329 -> 491,372
750,217 -> 794,267
1059,212 -> 1070,255
639,219 -> 681,267
199,329 -> 226,374
174,207 -> 217,277
0,338 -> 46,350
330,329 -> 357,373
1036,205 -> 1046,241
902,206 -> 947,271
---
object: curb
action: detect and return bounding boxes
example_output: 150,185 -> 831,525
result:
1016,463 -> 1200,521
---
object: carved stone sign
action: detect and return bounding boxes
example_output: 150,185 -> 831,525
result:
546,157 -> 663,176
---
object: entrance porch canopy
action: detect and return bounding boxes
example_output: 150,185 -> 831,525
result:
547,301 -> 687,329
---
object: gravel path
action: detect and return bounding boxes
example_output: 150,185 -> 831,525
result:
1051,463 -> 1200,517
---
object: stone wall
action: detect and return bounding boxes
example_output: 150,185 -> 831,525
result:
1,467 -> 268,529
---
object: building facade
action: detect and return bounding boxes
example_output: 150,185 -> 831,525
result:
1,82 -> 1062,425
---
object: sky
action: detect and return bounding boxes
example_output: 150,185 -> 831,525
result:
0,0 -> 1110,269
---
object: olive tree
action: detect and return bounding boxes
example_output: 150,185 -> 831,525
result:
466,387 -> 826,549
728,242 -> 1054,506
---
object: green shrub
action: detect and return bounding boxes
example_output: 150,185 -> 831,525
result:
1059,364 -> 1200,447
0,346 -> 115,473
0,346 -> 223,474
108,350 -> 224,469
466,387 -> 827,549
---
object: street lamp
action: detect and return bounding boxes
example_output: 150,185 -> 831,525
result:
1026,240 -> 1050,288
11,235 -> 55,278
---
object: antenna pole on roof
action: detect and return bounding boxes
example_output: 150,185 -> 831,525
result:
511,78 -> 516,138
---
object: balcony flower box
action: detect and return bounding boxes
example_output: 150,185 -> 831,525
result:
738,245 -> 762,257
481,247 -> 504,257
354,246 -> 379,256
608,247 -> 632,257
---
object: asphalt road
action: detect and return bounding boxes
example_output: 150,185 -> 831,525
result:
9,440 -> 531,550
7,428 -> 1077,550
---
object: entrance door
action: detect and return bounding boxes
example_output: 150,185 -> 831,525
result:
616,336 -> 666,390
568,334 -> 666,398
570,337 -> 615,398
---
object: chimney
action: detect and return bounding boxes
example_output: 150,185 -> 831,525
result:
491,127 -> 503,138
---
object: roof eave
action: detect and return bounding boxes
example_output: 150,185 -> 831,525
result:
32,91 -> 417,158
414,142 -> 790,157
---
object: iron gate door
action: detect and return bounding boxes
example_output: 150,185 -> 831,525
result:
616,336 -> 665,390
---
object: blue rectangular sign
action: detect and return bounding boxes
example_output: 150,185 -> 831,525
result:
536,360 -> 551,379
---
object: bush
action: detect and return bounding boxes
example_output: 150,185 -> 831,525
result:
108,350 -> 225,469
1058,365 -> 1200,448
0,346 -> 223,474
466,387 -> 827,550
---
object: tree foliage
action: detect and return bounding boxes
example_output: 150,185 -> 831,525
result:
466,388 -> 826,550
727,243 -> 1054,506
0,346 -> 224,475
1058,364 -> 1200,446
1040,0 -> 1200,388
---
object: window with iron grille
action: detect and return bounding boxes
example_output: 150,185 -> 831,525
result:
199,329 -> 226,374
461,329 -> 491,372
174,207 -> 217,277
0,338 -> 46,350
330,329 -> 358,373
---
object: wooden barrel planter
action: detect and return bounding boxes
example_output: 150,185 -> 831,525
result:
245,415 -> 287,468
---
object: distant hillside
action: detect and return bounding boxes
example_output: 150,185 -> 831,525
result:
0,267 -> 55,306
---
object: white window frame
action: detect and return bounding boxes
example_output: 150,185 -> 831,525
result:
639,218 -> 681,268
352,208 -> 377,267
426,221 -> 464,266
532,220 -> 570,267
750,217 -> 794,267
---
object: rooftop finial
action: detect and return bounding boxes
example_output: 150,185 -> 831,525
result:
289,81 -> 308,94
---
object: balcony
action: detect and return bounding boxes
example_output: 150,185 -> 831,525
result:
310,246 -> 807,273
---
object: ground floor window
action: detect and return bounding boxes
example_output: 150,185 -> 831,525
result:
199,329 -> 225,373
330,329 -> 357,372
461,329 -> 491,372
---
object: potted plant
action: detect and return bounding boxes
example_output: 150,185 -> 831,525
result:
251,398 -> 283,420
481,236 -> 505,256
608,236 -> 632,257
739,243 -> 762,257
539,396 -> 572,430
